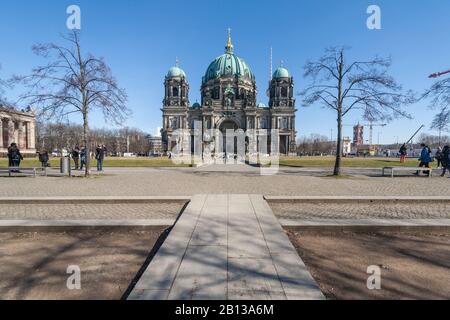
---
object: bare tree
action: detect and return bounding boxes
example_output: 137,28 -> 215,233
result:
36,122 -> 150,156
296,134 -> 334,156
14,31 -> 130,176
424,74 -> 450,110
430,107 -> 450,145
0,64 -> 11,104
418,132 -> 450,148
301,47 -> 414,175
423,73 -> 450,146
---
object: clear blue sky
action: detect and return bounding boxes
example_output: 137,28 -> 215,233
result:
1,0 -> 449,143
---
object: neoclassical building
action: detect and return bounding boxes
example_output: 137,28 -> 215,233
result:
0,106 -> 36,156
161,32 -> 297,155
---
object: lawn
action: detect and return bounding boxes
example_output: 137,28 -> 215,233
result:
279,156 -> 421,168
0,155 -> 426,168
0,156 -> 191,168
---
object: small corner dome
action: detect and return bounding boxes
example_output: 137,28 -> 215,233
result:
273,67 -> 290,79
167,66 -> 186,78
257,102 -> 267,109
191,102 -> 201,109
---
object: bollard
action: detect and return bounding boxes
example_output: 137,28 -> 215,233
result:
60,157 -> 71,176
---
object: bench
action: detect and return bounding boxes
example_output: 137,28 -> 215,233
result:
0,167 -> 47,178
382,166 -> 432,178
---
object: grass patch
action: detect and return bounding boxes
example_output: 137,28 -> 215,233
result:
279,156 -> 421,168
0,157 -> 191,168
0,155 -> 427,169
322,174 -> 356,179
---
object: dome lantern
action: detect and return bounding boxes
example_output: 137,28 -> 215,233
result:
202,31 -> 255,84
273,67 -> 290,79
166,58 -> 187,78
225,27 -> 234,53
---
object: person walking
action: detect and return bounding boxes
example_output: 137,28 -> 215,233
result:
37,150 -> 49,167
440,145 -> 450,177
95,145 -> 105,171
415,143 -> 432,176
7,143 -> 23,172
399,143 -> 407,163
80,147 -> 86,170
435,146 -> 443,169
72,146 -> 80,170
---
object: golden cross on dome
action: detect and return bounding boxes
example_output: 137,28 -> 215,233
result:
226,27 -> 233,51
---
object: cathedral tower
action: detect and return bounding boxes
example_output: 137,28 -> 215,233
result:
161,61 -> 189,152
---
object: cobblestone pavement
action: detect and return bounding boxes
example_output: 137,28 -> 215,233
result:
270,202 -> 450,220
0,203 -> 185,220
0,167 -> 449,197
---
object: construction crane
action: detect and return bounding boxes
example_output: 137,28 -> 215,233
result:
365,122 -> 387,145
429,69 -> 450,79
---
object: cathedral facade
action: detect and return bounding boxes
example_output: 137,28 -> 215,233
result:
161,32 -> 296,156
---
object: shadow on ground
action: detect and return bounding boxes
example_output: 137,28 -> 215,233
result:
286,229 -> 450,299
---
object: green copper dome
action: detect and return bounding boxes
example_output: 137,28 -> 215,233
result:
273,67 -> 290,79
203,52 -> 254,83
167,66 -> 186,78
203,32 -> 255,83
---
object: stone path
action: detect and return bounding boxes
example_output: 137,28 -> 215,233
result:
270,201 -> 450,220
128,194 -> 324,300
0,203 -> 184,220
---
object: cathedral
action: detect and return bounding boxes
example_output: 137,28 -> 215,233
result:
161,31 -> 296,156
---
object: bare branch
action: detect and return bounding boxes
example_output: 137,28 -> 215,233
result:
300,46 -> 415,175
13,31 -> 130,176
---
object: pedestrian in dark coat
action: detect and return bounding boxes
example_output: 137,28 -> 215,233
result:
7,143 -> 23,172
399,144 -> 407,163
441,145 -> 450,177
72,147 -> 80,170
95,145 -> 105,171
415,143 -> 432,176
37,150 -> 49,167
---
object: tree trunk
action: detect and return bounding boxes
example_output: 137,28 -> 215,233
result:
334,111 -> 343,176
83,111 -> 90,177
334,51 -> 344,176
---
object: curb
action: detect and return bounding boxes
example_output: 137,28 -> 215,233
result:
0,219 -> 175,232
265,196 -> 450,203
0,196 -> 191,204
281,218 -> 450,232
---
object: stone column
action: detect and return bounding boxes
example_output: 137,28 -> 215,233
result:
8,119 -> 15,146
0,118 -> 3,148
18,121 -> 24,149
27,121 -> 36,150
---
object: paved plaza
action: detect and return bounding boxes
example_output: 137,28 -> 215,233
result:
129,194 -> 324,300
1,165 -> 449,300
1,166 -> 450,198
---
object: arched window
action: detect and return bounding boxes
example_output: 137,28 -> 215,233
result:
213,87 -> 220,99
281,87 -> 288,97
172,87 -> 179,97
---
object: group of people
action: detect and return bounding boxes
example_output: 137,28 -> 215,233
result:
413,143 -> 450,177
69,145 -> 107,171
35,145 -> 107,172
67,146 -> 87,171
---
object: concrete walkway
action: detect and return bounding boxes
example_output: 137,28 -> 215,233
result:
128,194 -> 324,300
